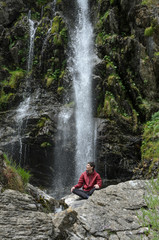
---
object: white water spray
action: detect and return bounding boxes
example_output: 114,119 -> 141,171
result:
15,11 -> 38,164
27,10 -> 37,72
69,0 -> 96,179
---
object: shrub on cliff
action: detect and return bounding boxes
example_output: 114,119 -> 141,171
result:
3,153 -> 31,192
141,111 -> 159,177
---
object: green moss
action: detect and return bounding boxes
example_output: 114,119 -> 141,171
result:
57,86 -> 64,95
102,10 -> 110,21
103,91 -> 118,116
107,74 -> 115,86
0,91 -> 15,110
51,16 -> 60,34
60,27 -> 67,44
56,0 -> 62,4
144,26 -> 154,37
44,69 -> 61,87
64,101 -> 75,108
107,73 -> 120,87
97,103 -> 103,117
37,117 -> 49,128
59,70 -> 65,80
139,99 -> 151,116
9,69 -> 25,89
141,0 -> 158,6
53,34 -> 62,46
154,52 -> 159,57
1,1 -> 7,7
96,33 -> 104,46
51,16 -> 67,46
37,0 -> 47,4
40,142 -> 51,148
46,77 -> 54,87
104,55 -> 117,70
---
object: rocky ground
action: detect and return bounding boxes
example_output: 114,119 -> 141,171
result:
0,179 -> 155,240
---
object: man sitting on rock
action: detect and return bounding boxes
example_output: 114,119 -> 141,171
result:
71,162 -> 102,199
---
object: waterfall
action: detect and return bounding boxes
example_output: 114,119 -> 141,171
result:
69,0 -> 96,179
27,10 -> 37,72
14,11 -> 37,164
51,0 -> 96,198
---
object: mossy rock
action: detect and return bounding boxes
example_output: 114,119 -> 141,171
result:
144,26 -> 154,37
40,142 -> 51,148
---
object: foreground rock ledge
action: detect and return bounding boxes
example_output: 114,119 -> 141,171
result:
0,180 -> 154,239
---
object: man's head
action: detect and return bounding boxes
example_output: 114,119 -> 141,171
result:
87,162 -> 95,172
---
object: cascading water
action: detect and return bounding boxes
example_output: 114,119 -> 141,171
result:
27,10 -> 37,73
69,0 -> 96,180
51,0 -> 96,198
14,11 -> 37,164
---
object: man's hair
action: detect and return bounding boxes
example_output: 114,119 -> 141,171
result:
88,162 -> 95,170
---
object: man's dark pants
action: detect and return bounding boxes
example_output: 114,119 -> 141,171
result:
73,188 -> 96,199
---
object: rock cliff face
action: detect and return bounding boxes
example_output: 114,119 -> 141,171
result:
0,179 -> 155,240
0,0 -> 159,187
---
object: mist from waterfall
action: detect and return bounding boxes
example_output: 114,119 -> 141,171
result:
52,107 -> 75,198
69,0 -> 96,180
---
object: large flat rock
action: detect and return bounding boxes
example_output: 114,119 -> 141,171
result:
0,179 -> 155,239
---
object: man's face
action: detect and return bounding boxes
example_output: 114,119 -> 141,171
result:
86,164 -> 93,171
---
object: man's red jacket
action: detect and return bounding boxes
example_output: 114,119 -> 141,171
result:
74,170 -> 102,191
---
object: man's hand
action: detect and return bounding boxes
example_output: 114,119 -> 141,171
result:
71,186 -> 75,192
94,184 -> 99,189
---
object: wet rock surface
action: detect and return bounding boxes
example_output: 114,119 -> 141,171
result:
0,179 -> 154,240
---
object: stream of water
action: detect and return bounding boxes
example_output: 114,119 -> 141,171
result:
69,0 -> 96,180
51,0 -> 96,198
14,11 -> 37,165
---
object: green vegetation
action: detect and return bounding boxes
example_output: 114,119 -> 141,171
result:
37,0 -> 48,7
64,101 -> 75,108
9,69 -> 25,89
3,153 -> 31,191
56,0 -> 62,4
40,142 -> 51,148
110,0 -> 115,5
0,91 -> 15,111
138,175 -> 159,239
141,0 -> 158,6
46,76 -> 54,87
102,91 -> 118,117
51,16 -> 67,46
57,86 -> 64,95
37,116 -> 49,128
154,52 -> 159,57
141,111 -> 159,174
45,69 -> 61,88
0,67 -> 25,111
144,26 -> 154,37
104,55 -> 117,70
